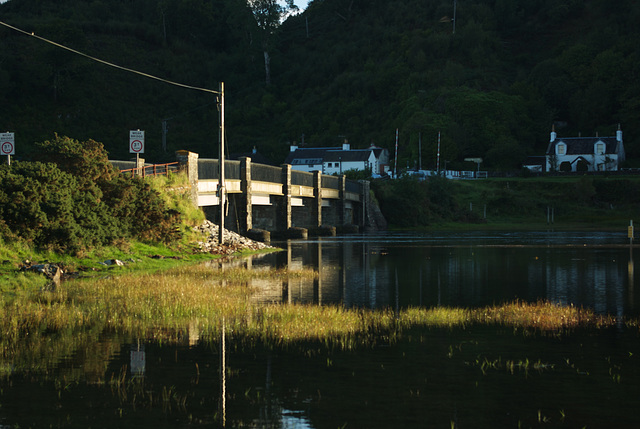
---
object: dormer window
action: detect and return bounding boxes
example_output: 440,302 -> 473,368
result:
595,142 -> 605,155
556,143 -> 566,155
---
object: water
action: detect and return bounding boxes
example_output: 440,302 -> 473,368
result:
246,230 -> 639,317
1,231 -> 640,428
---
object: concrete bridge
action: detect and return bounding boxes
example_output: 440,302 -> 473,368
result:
113,151 -> 379,237
175,150 -> 372,236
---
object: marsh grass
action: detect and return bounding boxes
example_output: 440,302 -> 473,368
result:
1,261 -> 630,357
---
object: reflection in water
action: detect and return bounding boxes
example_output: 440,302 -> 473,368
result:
130,341 -> 145,376
231,231 -> 639,317
220,318 -> 226,427
2,232 -> 640,429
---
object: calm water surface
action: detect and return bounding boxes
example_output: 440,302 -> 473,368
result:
2,231 -> 639,428
249,230 -> 639,317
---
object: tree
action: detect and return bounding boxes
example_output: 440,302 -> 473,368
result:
247,0 -> 297,85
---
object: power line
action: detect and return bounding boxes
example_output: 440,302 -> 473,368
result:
0,20 -> 220,95
1,19 -> 230,243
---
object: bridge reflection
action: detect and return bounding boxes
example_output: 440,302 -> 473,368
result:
208,234 -> 639,317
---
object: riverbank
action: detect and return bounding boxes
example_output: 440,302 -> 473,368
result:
1,257 -> 631,350
372,175 -> 640,230
0,220 -> 277,289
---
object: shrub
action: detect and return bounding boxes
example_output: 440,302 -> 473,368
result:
0,135 -> 182,252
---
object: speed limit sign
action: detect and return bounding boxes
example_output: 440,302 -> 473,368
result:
0,133 -> 15,156
129,130 -> 145,154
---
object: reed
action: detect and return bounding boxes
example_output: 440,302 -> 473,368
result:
0,262 -> 633,370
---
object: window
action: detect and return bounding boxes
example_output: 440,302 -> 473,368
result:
556,143 -> 566,155
595,143 -> 605,155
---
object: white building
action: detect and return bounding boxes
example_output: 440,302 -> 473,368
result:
545,125 -> 625,172
285,142 -> 390,176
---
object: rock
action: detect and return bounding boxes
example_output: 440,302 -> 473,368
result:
193,221 -> 274,254
21,262 -> 63,288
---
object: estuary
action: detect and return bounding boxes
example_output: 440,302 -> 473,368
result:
1,230 -> 639,428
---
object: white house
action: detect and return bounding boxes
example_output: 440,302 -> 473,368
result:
285,142 -> 390,176
545,125 -> 625,172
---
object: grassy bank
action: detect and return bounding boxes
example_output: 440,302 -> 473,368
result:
0,170 -> 254,289
373,175 -> 640,230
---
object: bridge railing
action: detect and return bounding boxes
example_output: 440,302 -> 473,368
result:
198,159 -> 241,180
345,179 -> 362,193
252,163 -> 282,183
292,170 -> 314,187
322,175 -> 339,189
191,156 -> 364,196
198,159 -> 218,179
225,160 -> 241,180
113,161 -> 179,178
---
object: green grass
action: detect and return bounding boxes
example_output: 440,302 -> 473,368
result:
424,175 -> 640,230
0,170 -> 232,283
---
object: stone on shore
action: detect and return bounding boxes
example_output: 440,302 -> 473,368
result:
193,220 -> 274,255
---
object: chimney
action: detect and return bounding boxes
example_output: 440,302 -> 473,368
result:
290,143 -> 298,152
342,138 -> 350,151
550,124 -> 557,143
617,124 -> 623,143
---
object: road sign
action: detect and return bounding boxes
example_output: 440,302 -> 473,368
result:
0,133 -> 15,155
129,130 -> 145,154
464,157 -> 483,164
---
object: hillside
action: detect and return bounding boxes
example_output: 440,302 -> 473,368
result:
373,175 -> 640,229
1,0 -> 639,170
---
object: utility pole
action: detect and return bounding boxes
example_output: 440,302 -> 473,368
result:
218,82 -> 226,245
418,132 -> 422,171
453,0 -> 457,34
436,132 -> 441,174
161,119 -> 168,152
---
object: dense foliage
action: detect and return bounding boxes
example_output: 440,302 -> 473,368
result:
372,176 -> 483,226
373,174 -> 640,228
0,0 -> 638,170
0,135 -> 181,253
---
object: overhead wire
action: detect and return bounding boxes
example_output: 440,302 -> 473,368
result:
0,20 -> 221,95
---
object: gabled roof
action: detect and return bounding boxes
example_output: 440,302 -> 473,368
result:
324,150 -> 373,162
285,146 -> 378,165
284,147 -> 332,165
546,137 -> 620,155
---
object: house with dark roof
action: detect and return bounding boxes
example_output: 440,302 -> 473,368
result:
284,141 -> 390,177
545,125 -> 625,172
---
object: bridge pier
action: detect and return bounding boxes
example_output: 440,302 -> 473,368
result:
176,150 -> 199,207
313,170 -> 322,228
239,156 -> 252,232
277,164 -> 293,232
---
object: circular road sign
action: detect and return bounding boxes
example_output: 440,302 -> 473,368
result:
130,139 -> 143,153
129,130 -> 145,154
0,133 -> 15,155
1,141 -> 14,155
